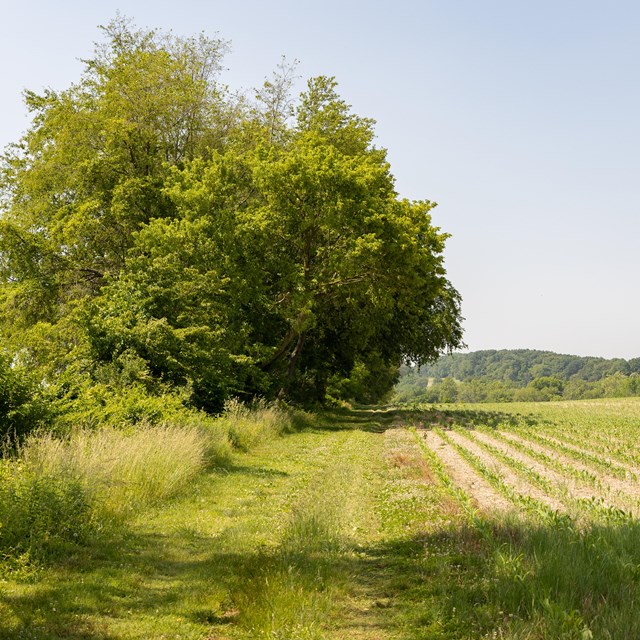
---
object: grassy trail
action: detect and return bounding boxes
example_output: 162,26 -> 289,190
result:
1,410 -> 479,640
9,404 -> 640,638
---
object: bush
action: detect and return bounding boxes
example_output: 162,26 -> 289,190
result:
0,461 -> 93,558
0,356 -> 49,441
55,381 -> 192,430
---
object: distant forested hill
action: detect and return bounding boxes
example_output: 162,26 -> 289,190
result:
395,349 -> 640,403
415,349 -> 640,384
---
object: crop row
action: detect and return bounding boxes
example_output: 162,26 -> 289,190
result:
418,425 -> 638,526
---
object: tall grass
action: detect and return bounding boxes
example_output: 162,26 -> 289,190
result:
0,460 -> 92,558
22,425 -> 209,517
0,400 -> 307,561
220,399 -> 312,451
0,424 -> 210,559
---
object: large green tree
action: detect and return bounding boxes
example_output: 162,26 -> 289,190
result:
88,77 -> 462,405
0,17 -> 230,328
0,20 -> 463,411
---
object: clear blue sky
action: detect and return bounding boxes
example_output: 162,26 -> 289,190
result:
2,1 -> 639,359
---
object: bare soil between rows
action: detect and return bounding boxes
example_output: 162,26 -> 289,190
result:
418,425 -> 640,519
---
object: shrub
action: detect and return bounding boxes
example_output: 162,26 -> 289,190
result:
0,461 -> 93,558
0,356 -> 49,441
55,381 -> 191,430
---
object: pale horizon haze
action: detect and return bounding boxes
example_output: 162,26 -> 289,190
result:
2,1 -> 639,360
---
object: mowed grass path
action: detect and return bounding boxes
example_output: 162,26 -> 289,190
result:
17,401 -> 640,639
1,410 -> 492,640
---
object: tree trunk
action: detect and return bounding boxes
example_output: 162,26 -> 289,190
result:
277,330 -> 306,400
260,327 -> 296,370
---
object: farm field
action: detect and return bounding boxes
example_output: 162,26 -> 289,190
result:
417,397 -> 640,522
412,397 -> 640,638
3,398 -> 640,638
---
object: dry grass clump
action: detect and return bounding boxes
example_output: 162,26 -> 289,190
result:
0,399 -> 307,559
220,399 -> 311,451
21,424 -> 210,519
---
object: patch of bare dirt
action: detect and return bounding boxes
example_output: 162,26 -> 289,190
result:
421,430 -> 513,514
447,430 -> 565,512
384,428 -> 436,483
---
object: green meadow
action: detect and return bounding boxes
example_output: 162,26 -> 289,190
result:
2,399 -> 640,638
2,15 -> 640,640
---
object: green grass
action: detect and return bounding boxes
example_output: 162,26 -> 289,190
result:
4,401 -> 640,638
0,401 -> 311,562
0,423 -> 214,563
0,409 -> 480,639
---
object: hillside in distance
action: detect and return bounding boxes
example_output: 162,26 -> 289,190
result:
395,349 -> 640,403
412,349 -> 640,384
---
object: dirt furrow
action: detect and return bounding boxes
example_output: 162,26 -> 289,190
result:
421,430 -> 512,514
467,429 -> 600,503
498,431 -> 640,507
525,432 -> 639,478
447,430 -> 564,512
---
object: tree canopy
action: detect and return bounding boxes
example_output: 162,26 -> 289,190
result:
395,349 -> 640,404
411,349 -> 640,385
0,17 -> 463,414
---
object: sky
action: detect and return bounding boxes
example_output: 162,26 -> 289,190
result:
2,1 -> 639,359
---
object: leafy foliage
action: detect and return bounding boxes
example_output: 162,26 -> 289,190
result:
0,18 -> 462,413
396,349 -> 640,403
0,356 -> 49,440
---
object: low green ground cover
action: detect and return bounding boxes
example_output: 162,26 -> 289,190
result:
3,400 -> 640,638
0,402 -> 306,562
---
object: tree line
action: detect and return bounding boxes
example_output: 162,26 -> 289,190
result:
0,18 -> 462,436
395,349 -> 640,403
